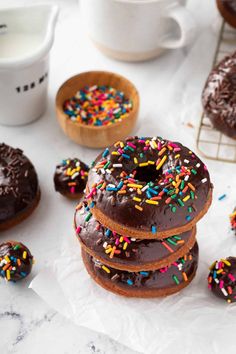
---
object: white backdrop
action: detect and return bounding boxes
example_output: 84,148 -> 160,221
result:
1,0 -> 236,353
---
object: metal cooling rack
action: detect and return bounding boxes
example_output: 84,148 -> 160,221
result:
196,21 -> 236,163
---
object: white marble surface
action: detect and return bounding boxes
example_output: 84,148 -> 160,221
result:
0,0 -> 235,353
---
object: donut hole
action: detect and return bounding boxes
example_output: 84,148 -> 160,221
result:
135,164 -> 161,183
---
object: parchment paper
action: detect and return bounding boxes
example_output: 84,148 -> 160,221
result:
30,184 -> 236,354
30,1 -> 236,353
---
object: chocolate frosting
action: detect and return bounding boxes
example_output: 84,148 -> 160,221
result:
75,201 -> 195,269
0,143 -> 39,225
85,242 -> 198,290
87,137 -> 212,233
54,158 -> 89,196
0,241 -> 33,281
221,0 -> 236,13
208,257 -> 236,303
202,52 -> 236,139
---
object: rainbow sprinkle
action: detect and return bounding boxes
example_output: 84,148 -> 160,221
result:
63,85 -> 133,126
218,194 -> 226,201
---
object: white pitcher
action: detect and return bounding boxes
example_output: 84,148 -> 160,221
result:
0,4 -> 59,126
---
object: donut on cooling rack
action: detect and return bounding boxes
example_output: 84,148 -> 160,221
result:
216,0 -> 236,28
86,136 -> 213,239
0,143 -> 40,231
202,51 -> 236,139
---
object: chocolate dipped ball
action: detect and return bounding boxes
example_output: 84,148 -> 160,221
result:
0,241 -> 34,282
216,0 -> 236,28
0,143 -> 40,231
208,257 -> 236,303
54,158 -> 89,199
202,52 -> 236,139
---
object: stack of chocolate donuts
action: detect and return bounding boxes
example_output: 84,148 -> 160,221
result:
74,136 -> 213,297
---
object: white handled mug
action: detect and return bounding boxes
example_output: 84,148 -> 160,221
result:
81,0 -> 196,62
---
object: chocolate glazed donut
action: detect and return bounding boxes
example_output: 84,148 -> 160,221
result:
202,51 -> 236,139
0,143 -> 40,231
74,201 -> 197,271
86,136 -> 213,239
216,0 -> 236,28
82,242 -> 199,298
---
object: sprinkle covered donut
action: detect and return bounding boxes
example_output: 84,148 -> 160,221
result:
75,201 -> 197,271
202,52 -> 236,139
0,143 -> 40,231
86,136 -> 213,239
82,242 -> 199,298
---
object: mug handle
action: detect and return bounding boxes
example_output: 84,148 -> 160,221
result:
160,5 -> 196,49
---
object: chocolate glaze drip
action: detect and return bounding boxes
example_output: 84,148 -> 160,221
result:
0,143 -> 39,225
202,52 -> 236,139
208,257 -> 236,303
54,158 -> 89,196
86,242 -> 198,290
0,241 -> 33,281
75,201 -> 194,268
87,137 -> 212,232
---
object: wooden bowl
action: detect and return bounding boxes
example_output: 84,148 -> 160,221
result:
55,71 -> 140,148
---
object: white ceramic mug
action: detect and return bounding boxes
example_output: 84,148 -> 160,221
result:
81,0 -> 196,61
